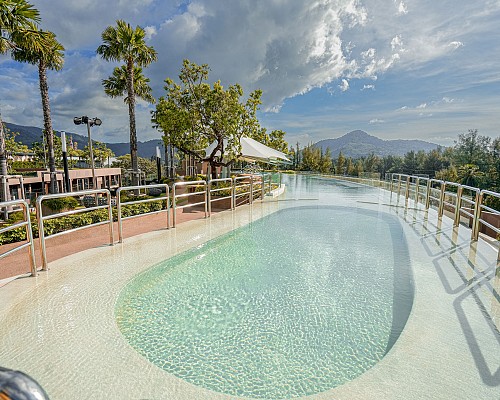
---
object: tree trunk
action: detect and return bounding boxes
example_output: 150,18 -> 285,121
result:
39,60 -> 58,194
126,58 -> 138,187
0,115 -> 11,205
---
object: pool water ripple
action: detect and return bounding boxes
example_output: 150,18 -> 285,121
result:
116,206 -> 413,399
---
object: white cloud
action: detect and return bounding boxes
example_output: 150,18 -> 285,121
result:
397,1 -> 409,15
449,41 -> 464,50
369,118 -> 385,124
2,0 -> 500,145
339,79 -> 350,92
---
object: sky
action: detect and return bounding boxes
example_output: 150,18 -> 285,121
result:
1,0 -> 499,148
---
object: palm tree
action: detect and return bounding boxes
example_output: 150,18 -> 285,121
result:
11,25 -> 64,193
0,0 -> 43,203
103,65 -> 155,104
97,20 -> 157,186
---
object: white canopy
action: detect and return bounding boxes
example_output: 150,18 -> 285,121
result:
205,136 -> 291,165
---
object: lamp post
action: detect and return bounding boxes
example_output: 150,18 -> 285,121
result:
60,131 -> 71,192
156,145 -> 162,182
73,116 -> 101,189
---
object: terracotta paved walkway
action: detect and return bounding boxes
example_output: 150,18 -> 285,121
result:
0,206 -> 226,282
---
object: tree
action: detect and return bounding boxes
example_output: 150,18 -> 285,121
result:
97,20 -> 157,186
267,129 -> 288,153
0,0 -> 44,202
336,151 -> 346,175
299,144 -> 320,171
457,164 -> 484,188
102,64 -> 155,104
153,60 -> 265,177
319,148 -> 332,174
453,129 -> 490,169
111,154 -> 156,176
346,158 -> 355,176
83,141 -> 115,167
11,26 -> 64,193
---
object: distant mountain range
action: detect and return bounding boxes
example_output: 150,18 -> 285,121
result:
4,122 -> 163,159
5,122 -> 439,160
314,130 -> 439,158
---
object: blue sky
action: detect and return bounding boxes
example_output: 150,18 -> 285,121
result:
1,0 -> 499,148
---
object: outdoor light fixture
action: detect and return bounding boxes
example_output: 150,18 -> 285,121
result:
73,116 -> 102,188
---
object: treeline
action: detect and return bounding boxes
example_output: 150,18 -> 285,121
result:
288,129 -> 500,192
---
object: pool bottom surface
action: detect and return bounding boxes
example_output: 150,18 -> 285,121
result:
116,206 -> 413,399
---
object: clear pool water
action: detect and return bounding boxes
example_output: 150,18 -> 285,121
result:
116,200 -> 413,399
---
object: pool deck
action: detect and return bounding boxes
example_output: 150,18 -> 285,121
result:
0,184 -> 499,399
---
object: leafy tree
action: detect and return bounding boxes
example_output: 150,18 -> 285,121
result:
355,159 -> 364,176
97,19 -> 157,186
153,60 -> 266,176
0,126 -> 29,172
457,164 -> 484,187
2,127 -> 29,154
82,141 -> 115,168
363,153 -> 380,173
336,151 -> 346,174
11,25 -> 64,193
422,148 -> 447,177
453,129 -> 491,169
319,148 -> 332,174
267,129 -> 289,153
299,144 -> 320,171
346,158 -> 355,176
435,166 -> 458,183
402,151 -> 419,175
111,154 -> 156,176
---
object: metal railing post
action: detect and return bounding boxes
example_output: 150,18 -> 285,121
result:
438,181 -> 446,218
36,196 -> 48,271
415,177 -> 420,205
0,200 -> 37,276
472,192 -> 483,241
249,176 -> 253,204
425,179 -> 431,209
454,185 -> 463,227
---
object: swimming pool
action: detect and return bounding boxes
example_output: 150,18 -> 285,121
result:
1,174 -> 498,399
116,205 -> 413,398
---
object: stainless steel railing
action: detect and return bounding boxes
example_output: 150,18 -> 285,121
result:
208,178 -> 234,216
474,191 -> 500,252
233,176 -> 253,207
2,174 -> 283,277
36,189 -> 114,270
384,173 -> 500,259
116,184 -> 170,243
172,181 -> 207,228
0,199 -> 37,276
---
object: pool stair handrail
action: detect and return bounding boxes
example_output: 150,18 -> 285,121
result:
36,189 -> 114,270
116,184 -> 170,243
0,199 -> 37,276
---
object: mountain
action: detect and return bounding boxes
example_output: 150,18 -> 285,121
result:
4,122 -> 162,158
314,130 -> 439,158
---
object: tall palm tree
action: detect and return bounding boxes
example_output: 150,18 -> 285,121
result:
0,0 -> 42,203
11,25 -> 64,194
97,20 -> 157,186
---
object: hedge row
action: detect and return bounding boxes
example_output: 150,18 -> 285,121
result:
0,199 -> 168,246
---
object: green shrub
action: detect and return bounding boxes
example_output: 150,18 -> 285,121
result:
43,197 -> 80,212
